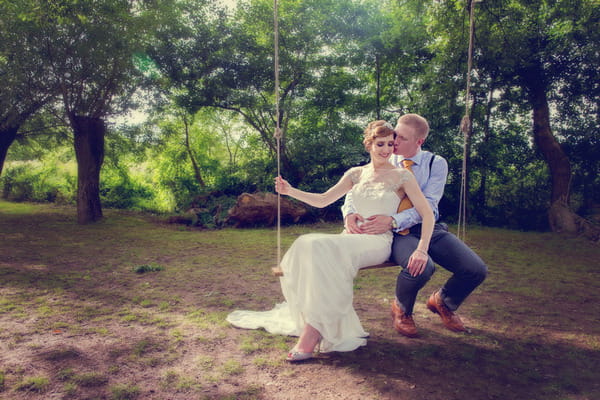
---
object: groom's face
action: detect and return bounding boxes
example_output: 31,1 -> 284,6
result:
393,123 -> 422,157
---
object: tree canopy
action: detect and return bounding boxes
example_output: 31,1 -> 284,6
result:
1,0 -> 598,233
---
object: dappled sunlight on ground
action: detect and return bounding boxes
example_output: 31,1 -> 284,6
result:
1,202 -> 599,399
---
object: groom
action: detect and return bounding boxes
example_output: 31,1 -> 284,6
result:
342,113 -> 487,337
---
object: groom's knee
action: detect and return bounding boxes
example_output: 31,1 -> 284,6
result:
397,259 -> 435,284
470,260 -> 487,286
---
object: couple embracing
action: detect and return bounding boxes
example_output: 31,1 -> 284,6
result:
227,113 -> 487,362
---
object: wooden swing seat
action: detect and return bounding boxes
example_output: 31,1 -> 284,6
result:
359,261 -> 398,271
271,261 -> 398,277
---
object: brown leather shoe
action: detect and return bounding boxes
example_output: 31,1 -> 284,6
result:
391,300 -> 418,338
426,291 -> 466,332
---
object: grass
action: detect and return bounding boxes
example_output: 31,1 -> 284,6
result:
14,376 -> 49,393
110,384 -> 140,400
0,200 -> 599,400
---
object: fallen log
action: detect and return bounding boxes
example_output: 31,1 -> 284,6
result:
226,192 -> 307,227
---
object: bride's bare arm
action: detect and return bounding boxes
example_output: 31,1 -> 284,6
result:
400,176 -> 435,276
275,174 -> 353,208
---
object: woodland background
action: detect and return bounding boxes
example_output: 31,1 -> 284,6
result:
1,0 -> 599,234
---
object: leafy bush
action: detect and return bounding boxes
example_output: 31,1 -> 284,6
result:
0,163 -> 75,204
0,165 -> 34,201
212,173 -> 257,196
187,191 -> 238,228
100,169 -> 154,211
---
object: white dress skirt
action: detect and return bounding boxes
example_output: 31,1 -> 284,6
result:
227,165 -> 410,352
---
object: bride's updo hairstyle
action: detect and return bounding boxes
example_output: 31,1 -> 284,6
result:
363,120 -> 396,151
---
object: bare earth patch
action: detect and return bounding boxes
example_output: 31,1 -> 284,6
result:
0,201 -> 599,399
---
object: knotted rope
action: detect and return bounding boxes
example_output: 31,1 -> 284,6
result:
272,0 -> 283,276
457,0 -> 478,241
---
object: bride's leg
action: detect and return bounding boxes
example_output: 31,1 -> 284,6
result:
294,323 -> 322,353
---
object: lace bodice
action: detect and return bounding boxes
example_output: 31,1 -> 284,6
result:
345,164 -> 410,221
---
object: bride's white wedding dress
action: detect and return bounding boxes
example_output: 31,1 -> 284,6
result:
227,165 -> 410,352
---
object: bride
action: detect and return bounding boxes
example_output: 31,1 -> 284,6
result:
227,120 -> 434,361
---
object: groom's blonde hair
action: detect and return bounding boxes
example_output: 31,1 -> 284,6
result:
397,113 -> 429,140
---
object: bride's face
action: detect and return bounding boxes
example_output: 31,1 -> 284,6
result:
370,136 -> 395,162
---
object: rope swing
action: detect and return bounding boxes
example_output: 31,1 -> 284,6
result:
271,0 -> 284,277
457,0 -> 478,241
269,0 -> 478,274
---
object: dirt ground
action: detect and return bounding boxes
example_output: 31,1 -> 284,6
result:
1,204 -> 599,399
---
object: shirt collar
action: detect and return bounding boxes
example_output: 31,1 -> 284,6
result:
399,149 -> 424,166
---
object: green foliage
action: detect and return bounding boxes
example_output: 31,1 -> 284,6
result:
416,0 -> 600,228
100,167 -> 155,211
1,0 -> 598,230
0,162 -> 76,203
189,192 -> 238,228
0,0 -> 58,142
475,161 -> 551,230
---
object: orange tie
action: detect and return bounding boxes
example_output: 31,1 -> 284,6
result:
397,159 -> 414,235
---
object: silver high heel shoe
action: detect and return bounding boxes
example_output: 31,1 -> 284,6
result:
286,349 -> 314,362
286,337 -> 322,362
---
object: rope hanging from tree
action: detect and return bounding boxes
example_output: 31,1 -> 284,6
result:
269,0 -> 478,274
271,0 -> 284,276
457,0 -> 478,241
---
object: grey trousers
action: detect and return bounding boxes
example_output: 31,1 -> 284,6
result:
391,223 -> 487,315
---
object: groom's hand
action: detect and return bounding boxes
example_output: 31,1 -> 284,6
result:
344,213 -> 365,234
360,215 -> 393,235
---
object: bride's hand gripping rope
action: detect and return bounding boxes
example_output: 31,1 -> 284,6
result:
274,176 -> 291,195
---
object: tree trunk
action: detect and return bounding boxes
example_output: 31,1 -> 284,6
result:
0,125 -> 19,178
528,81 -> 574,232
71,115 -> 105,224
525,67 -> 599,239
530,90 -> 572,205
183,115 -> 205,187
